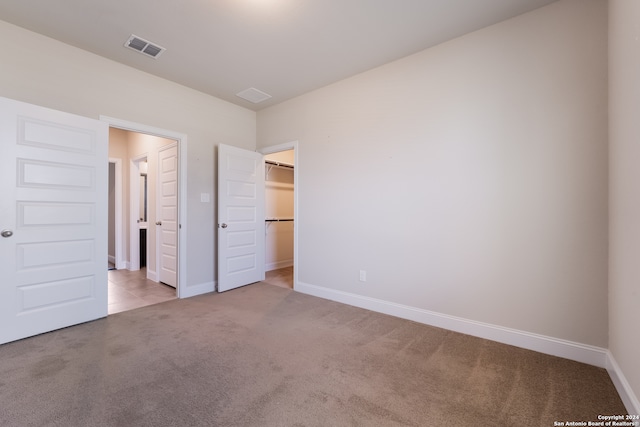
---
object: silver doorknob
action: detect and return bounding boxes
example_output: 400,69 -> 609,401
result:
1,229 -> 13,238
156,221 -> 162,226
220,223 -> 228,229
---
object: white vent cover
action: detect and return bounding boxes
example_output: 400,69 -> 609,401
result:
124,35 -> 165,59
236,87 -> 272,104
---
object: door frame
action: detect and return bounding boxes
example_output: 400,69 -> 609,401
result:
108,157 -> 125,269
129,153 -> 148,272
259,141 -> 299,290
101,115 -> 188,298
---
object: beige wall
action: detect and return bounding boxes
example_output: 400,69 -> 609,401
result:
258,0 -> 608,346
609,0 -> 640,412
3,0 -> 636,409
0,20 -> 256,291
108,129 -> 130,263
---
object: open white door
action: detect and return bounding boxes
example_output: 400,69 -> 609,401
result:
158,143 -> 178,288
217,144 -> 265,292
0,96 -> 108,345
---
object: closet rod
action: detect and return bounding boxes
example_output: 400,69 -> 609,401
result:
265,160 -> 294,169
265,218 -> 294,222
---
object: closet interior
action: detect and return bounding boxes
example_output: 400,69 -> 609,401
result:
264,150 -> 294,289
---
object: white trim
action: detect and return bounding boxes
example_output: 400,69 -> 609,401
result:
180,281 -> 215,299
296,281 -> 609,368
146,268 -> 159,282
101,115 -> 188,299
259,141 -> 299,290
606,352 -> 640,415
266,259 -> 294,271
129,153 -> 147,272
108,157 -> 124,269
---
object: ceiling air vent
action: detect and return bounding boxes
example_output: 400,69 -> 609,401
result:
236,87 -> 272,104
124,34 -> 165,59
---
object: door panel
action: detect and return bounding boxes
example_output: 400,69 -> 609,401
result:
158,143 -> 178,287
217,144 -> 265,292
0,96 -> 108,345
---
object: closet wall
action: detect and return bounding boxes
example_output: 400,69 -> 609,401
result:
265,150 -> 294,271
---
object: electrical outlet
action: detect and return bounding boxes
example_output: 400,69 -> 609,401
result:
359,270 -> 367,282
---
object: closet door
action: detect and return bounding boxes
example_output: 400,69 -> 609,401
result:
217,144 -> 265,292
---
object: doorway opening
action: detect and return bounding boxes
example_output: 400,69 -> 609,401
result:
260,142 -> 298,290
103,116 -> 188,313
216,141 -> 298,292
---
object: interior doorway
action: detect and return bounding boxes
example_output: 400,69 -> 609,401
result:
260,141 -> 298,290
107,129 -> 177,314
263,149 -> 295,289
103,115 -> 188,313
216,141 -> 298,292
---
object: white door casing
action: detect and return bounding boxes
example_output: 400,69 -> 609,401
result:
101,116 -> 189,298
0,96 -> 108,345
217,144 -> 265,292
158,143 -> 178,288
108,157 -> 124,270
129,154 -> 147,272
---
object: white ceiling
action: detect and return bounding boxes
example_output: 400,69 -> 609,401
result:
0,0 -> 558,111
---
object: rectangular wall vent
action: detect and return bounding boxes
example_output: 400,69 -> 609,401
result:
124,35 -> 165,59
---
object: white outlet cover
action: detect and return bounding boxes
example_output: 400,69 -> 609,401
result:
200,193 -> 210,203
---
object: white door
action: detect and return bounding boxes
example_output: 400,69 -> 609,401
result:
0,96 -> 108,345
158,143 -> 178,288
217,144 -> 265,292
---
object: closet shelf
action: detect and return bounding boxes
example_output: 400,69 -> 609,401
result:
265,160 -> 294,169
265,218 -> 294,222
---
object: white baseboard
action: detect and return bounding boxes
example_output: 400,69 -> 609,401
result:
606,352 -> 640,415
108,254 -> 116,265
266,259 -> 294,271
146,268 -> 158,282
296,281 -> 609,368
179,280 -> 215,299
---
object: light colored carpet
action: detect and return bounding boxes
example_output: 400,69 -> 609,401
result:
0,283 -> 626,426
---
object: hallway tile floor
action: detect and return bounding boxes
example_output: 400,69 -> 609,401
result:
109,266 -> 292,315
108,268 -> 176,314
